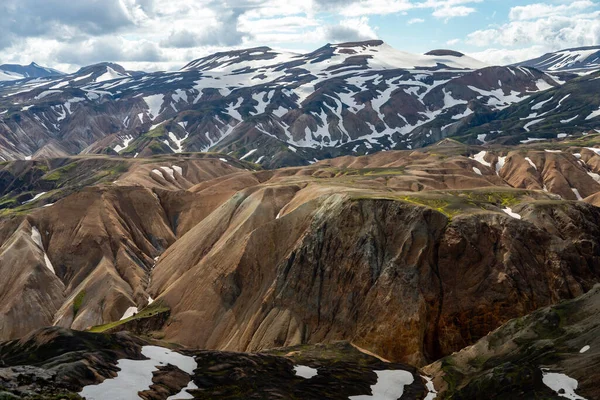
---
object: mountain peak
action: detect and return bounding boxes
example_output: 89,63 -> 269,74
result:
0,62 -> 64,80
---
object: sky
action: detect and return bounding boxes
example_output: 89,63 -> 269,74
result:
0,0 -> 599,73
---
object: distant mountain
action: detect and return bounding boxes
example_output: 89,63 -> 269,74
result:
0,62 -> 64,81
0,40 -> 562,166
514,45 -> 600,74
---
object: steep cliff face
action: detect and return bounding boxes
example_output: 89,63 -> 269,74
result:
149,190 -> 600,365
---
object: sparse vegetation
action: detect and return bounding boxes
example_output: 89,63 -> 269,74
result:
87,301 -> 170,333
73,290 -> 86,318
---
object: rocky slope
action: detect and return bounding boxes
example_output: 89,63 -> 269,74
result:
0,41 -> 560,166
424,284 -> 600,399
1,282 -> 598,400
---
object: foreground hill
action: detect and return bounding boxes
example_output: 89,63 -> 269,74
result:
1,139 -> 600,366
0,284 -> 597,399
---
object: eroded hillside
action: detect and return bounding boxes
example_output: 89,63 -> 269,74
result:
1,140 -> 600,370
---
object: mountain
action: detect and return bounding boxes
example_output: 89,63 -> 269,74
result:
0,41 -> 559,167
0,62 -> 64,81
451,69 -> 600,146
515,45 -> 600,75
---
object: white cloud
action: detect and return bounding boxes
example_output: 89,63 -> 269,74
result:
432,5 -> 476,19
408,18 -> 425,24
447,38 -> 460,45
467,46 -> 548,65
338,0 -> 481,19
509,1 -> 595,21
467,12 -> 600,49
323,17 -> 379,42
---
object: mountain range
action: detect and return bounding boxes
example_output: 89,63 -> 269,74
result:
1,41 -> 598,168
1,41 -> 600,400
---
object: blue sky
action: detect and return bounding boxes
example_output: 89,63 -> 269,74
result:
0,0 -> 598,72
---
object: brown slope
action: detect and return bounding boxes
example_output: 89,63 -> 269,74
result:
147,167 -> 600,366
3,146 -> 600,366
0,220 -> 65,339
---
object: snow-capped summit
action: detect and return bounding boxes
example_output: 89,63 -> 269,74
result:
515,46 -> 600,74
328,41 -> 487,70
182,47 -> 300,73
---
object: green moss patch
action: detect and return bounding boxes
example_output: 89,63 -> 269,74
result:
88,301 -> 170,333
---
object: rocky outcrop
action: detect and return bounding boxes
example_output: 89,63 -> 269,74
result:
0,329 -> 428,399
424,284 -> 600,399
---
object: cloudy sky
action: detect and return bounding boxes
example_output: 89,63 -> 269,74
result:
0,0 -> 599,72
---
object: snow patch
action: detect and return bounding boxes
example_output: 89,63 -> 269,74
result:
160,166 -> 175,180
502,207 -> 521,220
294,365 -> 318,379
580,345 -> 590,354
422,375 -> 438,400
30,226 -> 55,274
143,94 -> 164,118
80,346 -> 197,400
349,369 -> 415,400
240,148 -> 257,160
524,157 -> 537,170
23,192 -> 47,204
113,135 -> 133,153
541,369 -> 587,400
585,107 -> 600,121
470,151 -> 492,167
119,307 -> 138,321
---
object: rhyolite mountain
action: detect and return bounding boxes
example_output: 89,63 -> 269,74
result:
1,137 -> 600,398
0,40 -> 563,167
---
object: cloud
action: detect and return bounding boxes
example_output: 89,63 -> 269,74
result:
508,1 -> 595,21
466,12 -> 600,49
323,18 -> 378,42
53,37 -> 164,65
468,46 -> 547,65
446,38 -> 460,45
0,0 -> 143,49
338,0 -> 481,19
432,5 -> 476,19
407,18 -> 425,24
161,7 -> 250,48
